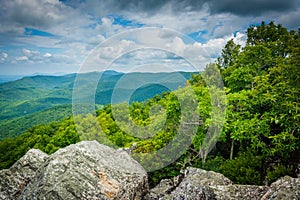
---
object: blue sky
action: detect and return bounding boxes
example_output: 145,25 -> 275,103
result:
0,0 -> 299,75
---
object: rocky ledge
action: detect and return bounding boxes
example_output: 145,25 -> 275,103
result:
0,141 -> 148,200
0,141 -> 299,200
144,167 -> 300,200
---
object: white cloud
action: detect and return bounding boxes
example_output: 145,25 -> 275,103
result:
98,39 -> 137,60
233,32 -> 246,47
1,0 -> 67,30
79,26 -> 248,73
22,49 -> 39,57
163,33 -> 244,69
16,49 -> 62,64
86,34 -> 106,50
20,49 -> 44,63
50,54 -> 74,64
44,53 -> 52,57
2,53 -> 8,59
166,37 -> 186,54
0,0 -> 299,75
15,56 -> 28,61
0,52 -> 8,62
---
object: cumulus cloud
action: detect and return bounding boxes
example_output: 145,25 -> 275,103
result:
22,49 -> 39,57
0,0 -> 299,75
15,56 -> 28,61
81,27 -> 246,73
0,52 -> 8,62
98,39 -> 137,59
163,34 -> 239,69
166,37 -> 186,54
14,49 -> 60,64
0,0 -> 66,30
20,49 -> 47,62
44,53 -> 52,57
2,53 -> 8,59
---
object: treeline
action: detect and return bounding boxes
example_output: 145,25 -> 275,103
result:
0,117 -> 79,169
0,71 -> 192,139
0,104 -> 73,140
0,22 -> 299,187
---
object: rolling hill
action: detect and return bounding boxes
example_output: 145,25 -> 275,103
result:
0,70 -> 195,139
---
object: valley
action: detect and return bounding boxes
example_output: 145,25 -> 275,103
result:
0,70 -> 194,139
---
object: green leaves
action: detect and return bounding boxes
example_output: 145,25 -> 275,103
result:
0,21 -> 299,187
213,21 -> 300,184
0,118 -> 80,170
219,150 -> 263,185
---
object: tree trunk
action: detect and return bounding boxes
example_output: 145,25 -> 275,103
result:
230,140 -> 234,160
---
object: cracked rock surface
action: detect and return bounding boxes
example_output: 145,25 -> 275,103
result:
0,149 -> 48,200
1,141 -> 148,200
1,141 -> 300,200
144,167 -> 300,200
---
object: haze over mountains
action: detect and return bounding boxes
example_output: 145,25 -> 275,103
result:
0,70 -> 195,140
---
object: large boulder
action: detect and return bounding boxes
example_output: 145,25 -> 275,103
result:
144,167 -> 275,200
19,141 -> 148,200
144,167 -> 232,200
2,140 -> 300,200
0,149 -> 48,200
268,175 -> 300,199
211,185 -> 269,200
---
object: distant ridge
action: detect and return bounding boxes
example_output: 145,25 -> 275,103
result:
0,70 -> 196,139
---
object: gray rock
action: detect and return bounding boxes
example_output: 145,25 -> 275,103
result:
268,175 -> 300,199
144,167 -> 231,200
181,167 -> 233,186
211,185 -> 269,200
0,149 -> 48,200
162,167 -> 232,200
162,182 -> 217,200
2,141 -> 300,200
145,167 -> 300,200
143,179 -> 174,199
20,141 -> 148,200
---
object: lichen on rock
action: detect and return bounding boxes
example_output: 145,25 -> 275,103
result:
0,149 -> 48,200
1,141 -> 300,200
1,141 -> 148,200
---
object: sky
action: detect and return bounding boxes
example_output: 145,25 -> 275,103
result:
0,0 -> 299,75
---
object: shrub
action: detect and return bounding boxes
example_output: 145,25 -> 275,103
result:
219,150 -> 263,185
266,163 -> 294,184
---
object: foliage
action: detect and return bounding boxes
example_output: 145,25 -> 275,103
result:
0,117 -> 80,169
216,21 -> 300,185
0,71 -> 193,139
266,163 -> 294,184
0,21 -> 299,187
219,150 -> 263,185
0,104 -> 73,140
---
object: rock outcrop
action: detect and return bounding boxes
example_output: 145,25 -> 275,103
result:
0,149 -> 48,200
0,141 -> 148,200
1,141 -> 300,200
145,167 -> 300,200
268,175 -> 300,199
144,167 -> 232,200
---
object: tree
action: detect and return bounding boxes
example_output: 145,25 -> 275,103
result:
217,39 -> 241,70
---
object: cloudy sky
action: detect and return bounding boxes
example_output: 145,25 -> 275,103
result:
0,0 -> 299,75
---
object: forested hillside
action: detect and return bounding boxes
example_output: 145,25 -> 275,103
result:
0,71 -> 192,139
0,105 -> 73,140
0,22 -> 299,187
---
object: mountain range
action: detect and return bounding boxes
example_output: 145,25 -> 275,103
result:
0,70 -> 195,139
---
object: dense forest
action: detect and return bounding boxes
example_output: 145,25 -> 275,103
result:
0,22 -> 299,187
0,71 -> 191,139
